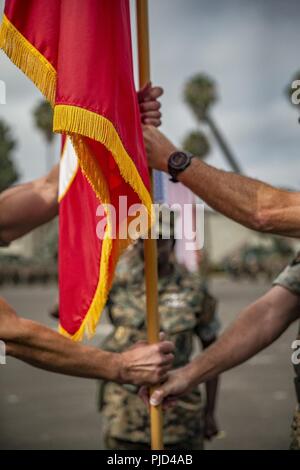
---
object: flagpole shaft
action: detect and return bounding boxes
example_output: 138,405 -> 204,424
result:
136,0 -> 164,451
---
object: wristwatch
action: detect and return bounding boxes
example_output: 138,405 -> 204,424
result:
167,151 -> 194,183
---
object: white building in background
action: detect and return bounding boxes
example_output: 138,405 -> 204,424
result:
0,220 -> 58,259
205,210 -> 300,264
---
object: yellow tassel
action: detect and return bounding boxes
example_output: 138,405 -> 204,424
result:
53,104 -> 154,225
58,138 -> 133,341
53,107 -> 154,340
0,15 -> 56,104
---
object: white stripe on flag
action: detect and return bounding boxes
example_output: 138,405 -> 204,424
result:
59,138 -> 79,202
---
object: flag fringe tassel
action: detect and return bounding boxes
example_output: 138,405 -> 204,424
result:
58,137 -> 114,341
53,104 -> 153,219
0,14 -> 56,104
53,104 -> 154,340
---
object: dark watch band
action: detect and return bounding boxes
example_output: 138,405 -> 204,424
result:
167,151 -> 194,183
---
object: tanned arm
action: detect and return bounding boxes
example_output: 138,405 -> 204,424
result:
0,165 -> 59,245
148,285 -> 299,405
0,298 -> 174,385
143,126 -> 300,238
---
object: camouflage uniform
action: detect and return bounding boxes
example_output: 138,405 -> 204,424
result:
273,253 -> 300,450
98,245 -> 220,450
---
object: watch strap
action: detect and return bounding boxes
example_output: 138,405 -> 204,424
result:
168,151 -> 194,183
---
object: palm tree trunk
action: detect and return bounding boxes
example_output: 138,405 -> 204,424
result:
205,114 -> 242,174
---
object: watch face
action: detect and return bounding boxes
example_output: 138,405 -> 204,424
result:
170,152 -> 188,169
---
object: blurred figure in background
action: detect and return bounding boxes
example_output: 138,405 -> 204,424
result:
99,213 -> 220,450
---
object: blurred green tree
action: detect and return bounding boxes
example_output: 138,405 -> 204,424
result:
184,73 -> 242,173
33,100 -> 55,171
0,119 -> 19,192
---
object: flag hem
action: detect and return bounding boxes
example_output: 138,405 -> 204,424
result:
58,138 -> 134,341
60,136 -> 113,341
0,14 -> 56,104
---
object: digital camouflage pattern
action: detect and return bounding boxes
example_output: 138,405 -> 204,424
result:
273,253 -> 300,297
99,244 -> 219,449
273,253 -> 300,450
290,405 -> 300,450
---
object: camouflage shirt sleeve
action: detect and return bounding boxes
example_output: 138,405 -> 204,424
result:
273,253 -> 300,296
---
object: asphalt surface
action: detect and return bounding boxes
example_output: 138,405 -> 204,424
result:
0,278 -> 298,450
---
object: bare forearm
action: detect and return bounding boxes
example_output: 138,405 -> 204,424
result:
185,288 -> 299,387
179,159 -> 300,237
144,126 -> 300,237
6,318 -> 120,381
0,165 -> 59,243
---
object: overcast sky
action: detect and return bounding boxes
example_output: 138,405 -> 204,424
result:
0,0 -> 300,187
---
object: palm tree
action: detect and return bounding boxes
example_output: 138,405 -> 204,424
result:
182,130 -> 210,159
32,100 -> 58,259
0,119 -> 18,192
33,100 -> 55,171
184,73 -> 242,173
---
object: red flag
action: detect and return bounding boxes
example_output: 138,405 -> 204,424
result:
1,0 -> 152,340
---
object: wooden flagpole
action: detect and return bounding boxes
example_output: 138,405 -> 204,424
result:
136,0 -> 164,451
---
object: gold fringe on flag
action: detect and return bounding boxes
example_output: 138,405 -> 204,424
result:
54,104 -> 153,221
0,14 -> 154,341
0,14 -> 56,104
59,136 -> 113,341
58,137 -> 136,341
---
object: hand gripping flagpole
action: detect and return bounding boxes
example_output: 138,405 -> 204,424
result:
136,0 -> 164,451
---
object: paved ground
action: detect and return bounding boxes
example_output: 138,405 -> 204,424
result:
0,277 -> 298,450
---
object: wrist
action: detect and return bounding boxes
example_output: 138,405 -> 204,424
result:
106,352 -> 124,383
180,362 -> 200,391
115,350 -> 135,384
177,156 -> 198,183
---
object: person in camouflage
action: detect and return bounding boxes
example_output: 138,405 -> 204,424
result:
99,234 -> 220,450
272,256 -> 300,450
